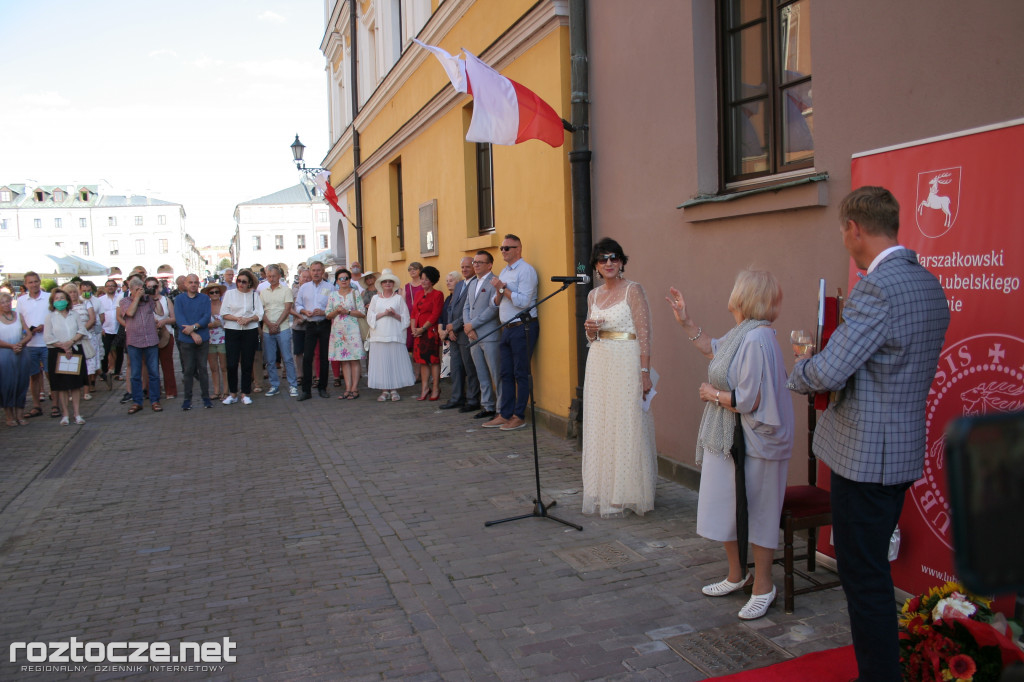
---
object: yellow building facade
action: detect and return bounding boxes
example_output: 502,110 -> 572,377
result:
320,0 -> 577,429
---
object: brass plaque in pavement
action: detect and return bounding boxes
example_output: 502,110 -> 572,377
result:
555,541 -> 644,572
664,623 -> 792,677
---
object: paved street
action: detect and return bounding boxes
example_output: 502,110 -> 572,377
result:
1,377 -> 850,681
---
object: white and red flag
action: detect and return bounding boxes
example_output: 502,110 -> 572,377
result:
313,170 -> 346,218
413,39 -> 564,148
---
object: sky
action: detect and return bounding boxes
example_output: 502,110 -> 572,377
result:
0,0 -> 329,247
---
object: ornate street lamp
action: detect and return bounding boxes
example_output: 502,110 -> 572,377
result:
290,134 -> 326,175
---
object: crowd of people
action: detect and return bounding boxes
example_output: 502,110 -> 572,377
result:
0,186 -> 951,680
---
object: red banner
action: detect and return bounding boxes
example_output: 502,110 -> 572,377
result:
849,119 -> 1024,612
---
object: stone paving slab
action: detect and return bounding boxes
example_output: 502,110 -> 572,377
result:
0,379 -> 849,680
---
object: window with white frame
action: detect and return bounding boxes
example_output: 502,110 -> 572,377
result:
275,235 -> 284,250
1,219 -> 8,230
0,190 -> 11,202
317,210 -> 327,223
134,216 -> 143,226
53,189 -> 66,202
80,242 -> 90,256
109,240 -> 119,255
34,218 -> 42,229
108,216 -> 117,226
297,234 -> 306,249
319,234 -> 328,249
158,215 -> 166,225
79,217 -> 87,228
159,239 -> 168,254
252,236 -> 261,251
54,217 -> 62,228
135,238 -> 145,255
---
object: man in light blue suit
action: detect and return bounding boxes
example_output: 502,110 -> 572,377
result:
788,186 -> 950,682
464,250 -> 501,420
440,256 -> 480,411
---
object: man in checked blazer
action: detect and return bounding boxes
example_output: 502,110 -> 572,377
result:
788,186 -> 950,682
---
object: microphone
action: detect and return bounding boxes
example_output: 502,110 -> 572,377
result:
550,274 -> 591,285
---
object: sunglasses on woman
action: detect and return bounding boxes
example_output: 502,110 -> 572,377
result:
597,254 -> 621,263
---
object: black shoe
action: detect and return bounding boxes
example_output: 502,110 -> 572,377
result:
459,403 -> 481,413
318,388 -> 330,399
119,392 -> 133,404
296,392 -> 312,402
474,410 -> 496,419
439,401 -> 463,410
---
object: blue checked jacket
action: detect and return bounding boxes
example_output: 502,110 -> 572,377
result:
787,249 -> 950,485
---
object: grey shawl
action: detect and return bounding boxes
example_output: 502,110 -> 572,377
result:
695,318 -> 770,466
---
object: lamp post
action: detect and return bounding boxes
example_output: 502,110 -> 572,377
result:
290,134 -> 326,176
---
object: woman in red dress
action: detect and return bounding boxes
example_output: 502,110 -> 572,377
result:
411,266 -> 444,401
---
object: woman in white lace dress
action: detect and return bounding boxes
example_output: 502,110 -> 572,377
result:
581,238 -> 656,517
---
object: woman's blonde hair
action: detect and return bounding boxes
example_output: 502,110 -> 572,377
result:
728,270 -> 782,322
62,282 -> 80,299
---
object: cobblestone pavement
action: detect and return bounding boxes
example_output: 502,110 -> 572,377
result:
0,378 -> 850,681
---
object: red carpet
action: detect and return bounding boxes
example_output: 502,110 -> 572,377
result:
713,645 -> 855,680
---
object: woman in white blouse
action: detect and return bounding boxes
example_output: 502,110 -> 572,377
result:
365,270 -> 415,401
220,269 -> 264,405
43,288 -> 90,425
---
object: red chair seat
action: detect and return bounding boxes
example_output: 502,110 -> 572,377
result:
782,485 -> 832,518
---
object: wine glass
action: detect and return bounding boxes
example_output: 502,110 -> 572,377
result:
790,329 -> 815,355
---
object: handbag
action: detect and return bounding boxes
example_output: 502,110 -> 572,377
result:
158,326 -> 172,349
80,337 -> 97,359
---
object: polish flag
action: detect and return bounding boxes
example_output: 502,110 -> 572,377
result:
414,40 -> 564,148
313,170 -> 347,218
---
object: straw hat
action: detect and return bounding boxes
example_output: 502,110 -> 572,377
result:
376,269 -> 400,286
201,283 -> 225,296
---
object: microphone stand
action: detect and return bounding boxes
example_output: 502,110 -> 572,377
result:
471,281 -> 583,531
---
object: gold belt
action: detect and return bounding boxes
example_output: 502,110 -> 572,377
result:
598,331 -> 636,341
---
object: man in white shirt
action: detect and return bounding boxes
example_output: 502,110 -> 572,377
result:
348,261 -> 364,293
483,234 -> 538,431
294,261 -> 333,400
222,268 -> 236,290
260,264 -> 297,397
17,271 -> 50,418
96,279 -> 124,386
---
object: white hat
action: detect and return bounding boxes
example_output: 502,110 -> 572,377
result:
377,269 -> 400,286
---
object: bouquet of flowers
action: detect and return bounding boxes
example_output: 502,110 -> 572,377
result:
899,581 -> 1024,681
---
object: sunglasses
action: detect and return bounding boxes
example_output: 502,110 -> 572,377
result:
596,254 -> 621,263
236,279 -> 251,285
336,277 -> 349,282
499,245 -> 519,252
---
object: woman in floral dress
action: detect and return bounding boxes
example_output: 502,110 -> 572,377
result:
326,268 -> 366,399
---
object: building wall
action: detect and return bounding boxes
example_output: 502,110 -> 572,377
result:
324,0 -> 578,422
235,202 -> 326,276
587,0 -> 1024,481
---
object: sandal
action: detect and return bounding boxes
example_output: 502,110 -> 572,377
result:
333,378 -> 342,387
152,403 -> 163,412
377,392 -> 389,402
738,586 -> 777,620
702,574 -> 751,597
337,391 -> 352,400
83,393 -> 93,401
22,407 -> 43,419
50,406 -> 62,418
128,404 -> 143,415
17,419 -> 28,426
5,420 -> 17,427
253,386 -> 263,393
349,391 -> 359,400
390,390 -> 401,402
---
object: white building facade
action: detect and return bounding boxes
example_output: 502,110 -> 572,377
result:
0,182 -> 201,280
233,184 -> 332,277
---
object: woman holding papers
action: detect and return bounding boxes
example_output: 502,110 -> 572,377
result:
580,238 -> 657,518
43,288 -> 89,425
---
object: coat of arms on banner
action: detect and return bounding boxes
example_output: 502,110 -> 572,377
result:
916,167 -> 962,237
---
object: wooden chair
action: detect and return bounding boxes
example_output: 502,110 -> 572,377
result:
776,395 -> 841,613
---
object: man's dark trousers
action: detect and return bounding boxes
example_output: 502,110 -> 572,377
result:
302,320 -> 330,393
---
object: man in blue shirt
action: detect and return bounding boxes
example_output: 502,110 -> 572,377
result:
483,234 -> 538,431
174,274 -> 213,410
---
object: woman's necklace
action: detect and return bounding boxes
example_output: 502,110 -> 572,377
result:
0,311 -> 14,323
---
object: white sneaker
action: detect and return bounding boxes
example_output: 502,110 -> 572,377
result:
289,386 -> 299,397
241,396 -> 253,405
222,395 -> 238,405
